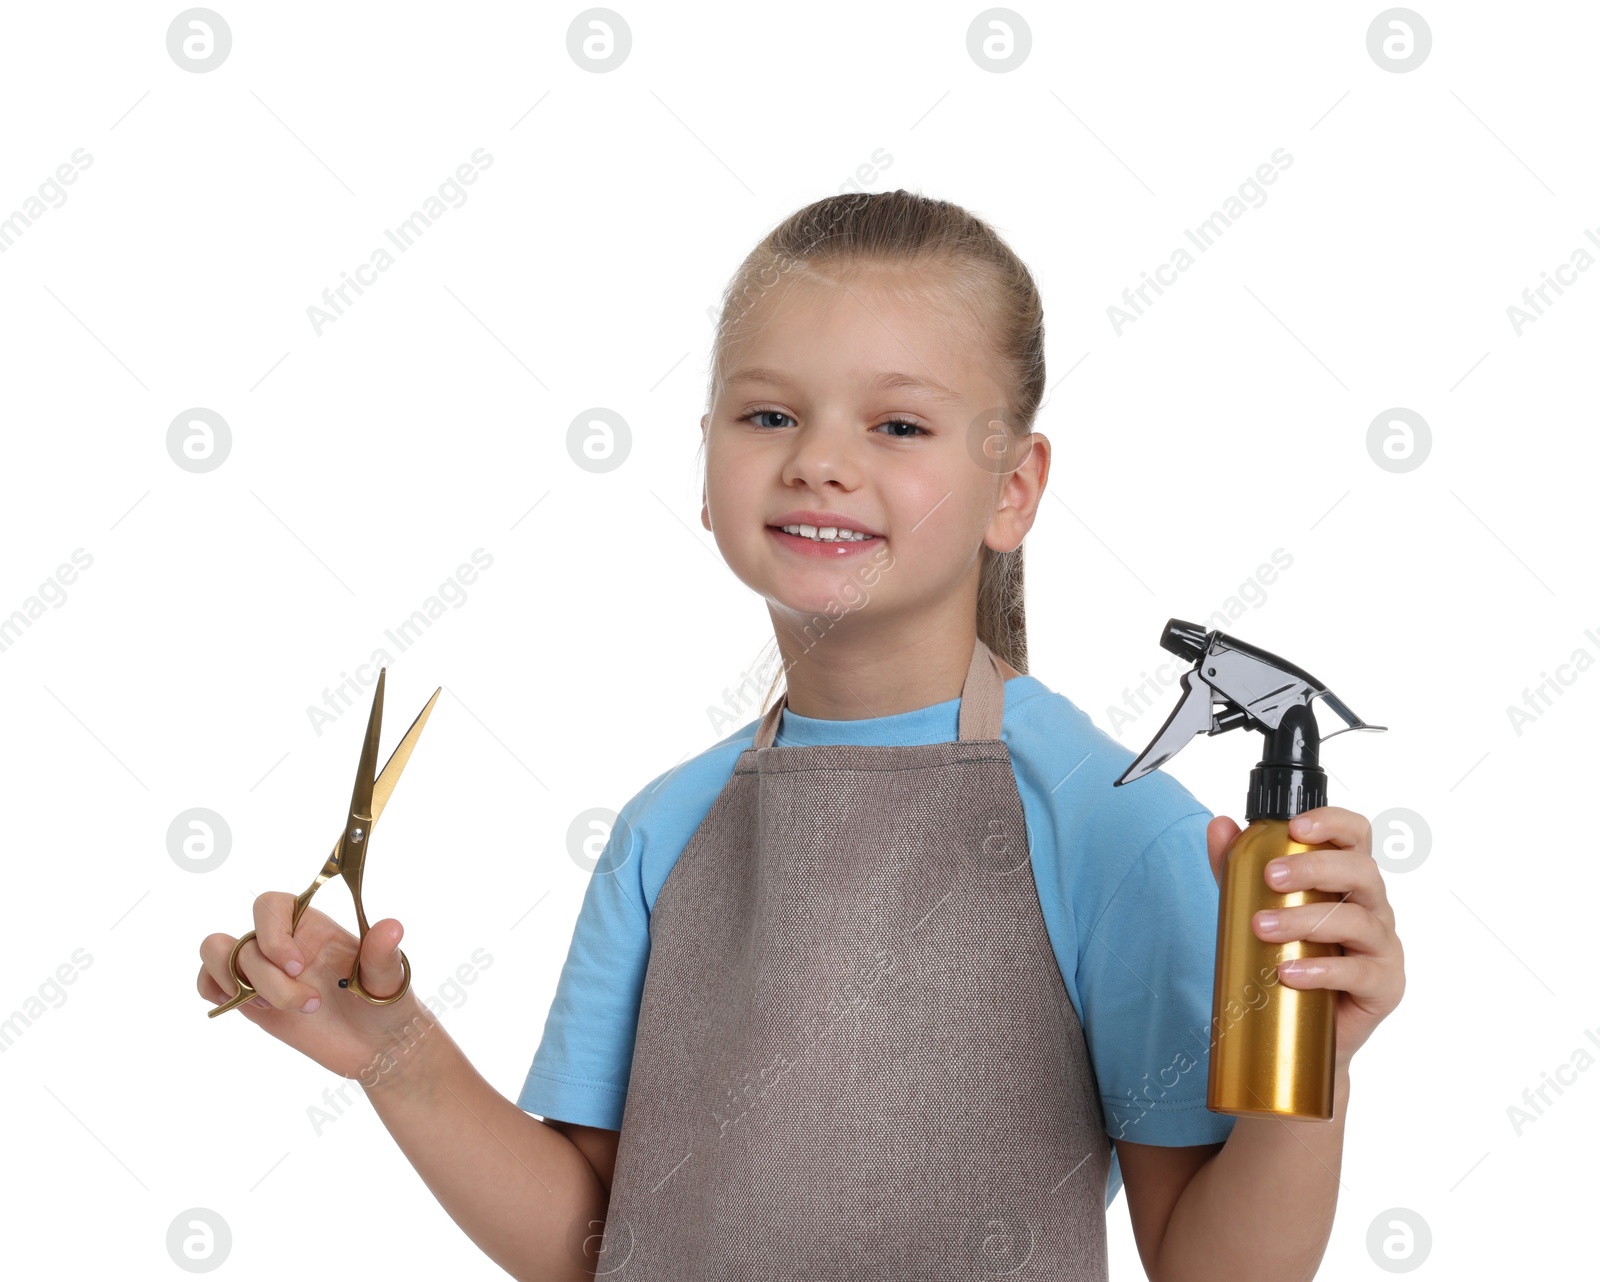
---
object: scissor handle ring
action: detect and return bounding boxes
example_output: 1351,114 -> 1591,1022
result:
202,931 -> 263,1018
344,948 -> 411,1005
227,931 -> 257,990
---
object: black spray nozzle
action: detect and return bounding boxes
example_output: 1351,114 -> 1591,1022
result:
1159,619 -> 1210,664
1114,618 -> 1386,821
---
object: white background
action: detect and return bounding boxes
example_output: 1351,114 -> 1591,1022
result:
1,1 -> 1593,1277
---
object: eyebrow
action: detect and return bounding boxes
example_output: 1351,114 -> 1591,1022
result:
724,366 -> 965,407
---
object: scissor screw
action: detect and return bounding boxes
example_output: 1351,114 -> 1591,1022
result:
350,828 -> 365,843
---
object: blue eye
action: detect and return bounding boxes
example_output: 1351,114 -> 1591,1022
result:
739,409 -> 795,429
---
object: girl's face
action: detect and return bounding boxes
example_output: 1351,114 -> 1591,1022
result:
701,263 -> 1045,638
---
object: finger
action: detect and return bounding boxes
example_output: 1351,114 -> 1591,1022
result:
196,932 -> 275,1008
198,933 -> 243,1001
1262,844 -> 1393,923
232,928 -> 323,1013
1206,816 -> 1242,889
253,891 -> 310,978
1253,898 -> 1390,955
1275,951 -> 1403,1011
1288,806 -> 1371,853
354,919 -> 407,1001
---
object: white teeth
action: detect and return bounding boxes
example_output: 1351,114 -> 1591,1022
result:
780,523 -> 872,542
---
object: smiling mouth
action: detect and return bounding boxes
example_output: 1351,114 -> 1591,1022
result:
771,522 -> 876,543
767,524 -> 884,557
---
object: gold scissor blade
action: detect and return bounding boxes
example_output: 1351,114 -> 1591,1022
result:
347,668 -> 386,825
370,685 -> 442,828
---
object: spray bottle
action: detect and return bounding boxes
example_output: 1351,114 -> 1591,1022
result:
1115,619 -> 1385,1120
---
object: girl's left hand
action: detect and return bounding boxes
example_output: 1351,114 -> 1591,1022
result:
1206,806 -> 1406,1071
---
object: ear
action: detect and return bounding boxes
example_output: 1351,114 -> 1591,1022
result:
984,431 -> 1051,554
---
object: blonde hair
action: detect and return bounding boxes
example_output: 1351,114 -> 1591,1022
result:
702,189 -> 1044,713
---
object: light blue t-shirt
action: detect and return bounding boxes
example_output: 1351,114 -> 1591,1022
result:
517,672 -> 1238,1207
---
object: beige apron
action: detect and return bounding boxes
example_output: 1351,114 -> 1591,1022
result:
600,638 -> 1111,1279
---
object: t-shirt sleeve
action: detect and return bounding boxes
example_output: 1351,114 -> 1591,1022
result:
514,807 -> 650,1130
1080,809 -> 1239,1148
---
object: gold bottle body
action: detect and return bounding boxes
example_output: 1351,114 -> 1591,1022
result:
1208,819 -> 1342,1120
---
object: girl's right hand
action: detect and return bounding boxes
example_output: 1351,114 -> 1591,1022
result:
196,892 -> 428,1084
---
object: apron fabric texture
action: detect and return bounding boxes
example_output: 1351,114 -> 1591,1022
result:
599,638 -> 1112,1279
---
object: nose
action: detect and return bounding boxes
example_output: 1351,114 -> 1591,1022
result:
779,415 -> 862,492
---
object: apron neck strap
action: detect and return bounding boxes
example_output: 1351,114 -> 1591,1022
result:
752,637 -> 1005,749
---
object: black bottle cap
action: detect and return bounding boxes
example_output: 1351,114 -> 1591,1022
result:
1246,765 -> 1328,822
1246,703 -> 1324,820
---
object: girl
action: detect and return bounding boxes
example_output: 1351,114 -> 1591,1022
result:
199,190 -> 1405,1281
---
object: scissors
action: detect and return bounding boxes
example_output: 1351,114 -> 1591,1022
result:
208,669 -> 441,1018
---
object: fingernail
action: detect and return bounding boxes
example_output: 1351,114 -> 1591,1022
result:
1256,911 -> 1279,933
301,996 -> 321,1014
1266,860 -> 1291,886
285,958 -> 303,977
251,996 -> 270,1010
